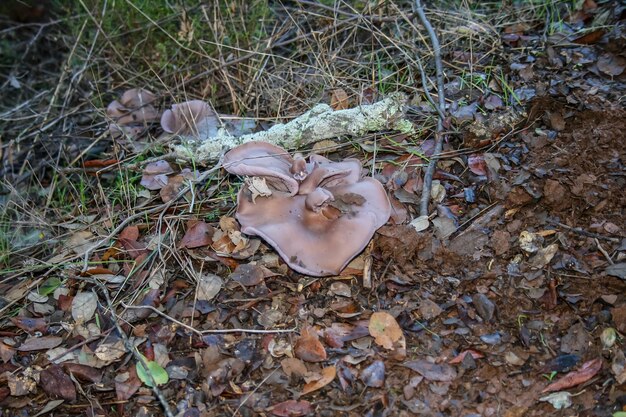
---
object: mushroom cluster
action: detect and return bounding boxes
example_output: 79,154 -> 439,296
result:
106,88 -> 159,138
223,142 -> 391,276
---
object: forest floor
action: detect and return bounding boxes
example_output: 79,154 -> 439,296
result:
1,1 -> 625,416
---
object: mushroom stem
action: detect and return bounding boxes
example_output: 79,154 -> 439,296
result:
290,154 -> 308,181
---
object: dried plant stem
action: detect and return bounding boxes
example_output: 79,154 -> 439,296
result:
415,0 -> 447,217
96,282 -> 174,417
121,303 -> 297,335
81,161 -> 223,270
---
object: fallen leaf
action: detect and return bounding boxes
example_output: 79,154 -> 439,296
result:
18,336 -> 63,352
369,311 -> 403,350
528,243 -> 559,269
468,154 -> 487,176
605,263 -> 626,280
402,360 -> 457,382
66,230 -> 94,255
94,338 -> 127,363
136,353 -> 169,387
281,357 -> 308,379
115,367 -> 141,401
119,225 -> 140,241
597,53 -> 626,76
539,391 -> 572,410
180,220 -> 215,249
7,371 -> 36,396
330,88 -> 351,110
410,215 -> 430,232
572,29 -> 604,44
63,363 -> 102,383
160,174 -> 185,202
271,400 -> 313,417
448,350 -> 485,364
196,273 -> 223,301
39,365 -> 76,401
230,263 -> 265,287
71,291 -> 98,324
32,399 -> 65,417
140,174 -> 169,190
0,342 -> 16,362
39,277 -> 62,296
10,317 -> 48,333
301,365 -> 336,395
542,358 -> 602,393
295,327 -> 327,363
360,360 -> 385,387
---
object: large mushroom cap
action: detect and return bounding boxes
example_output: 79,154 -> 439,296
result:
235,178 -> 389,276
224,143 -> 391,276
223,141 -> 300,195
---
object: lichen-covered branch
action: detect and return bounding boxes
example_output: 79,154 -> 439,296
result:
173,93 -> 411,161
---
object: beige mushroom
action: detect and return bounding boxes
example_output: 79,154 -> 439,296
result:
223,142 -> 391,276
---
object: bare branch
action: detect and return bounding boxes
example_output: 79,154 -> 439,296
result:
415,0 -> 447,217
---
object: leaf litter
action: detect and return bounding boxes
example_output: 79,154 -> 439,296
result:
1,1 -> 626,416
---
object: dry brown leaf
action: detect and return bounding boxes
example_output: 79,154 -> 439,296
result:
180,220 -> 215,249
295,327 -> 327,363
448,349 -> 485,364
330,88 -> 351,110
369,311 -> 403,349
271,400 -> 313,417
281,357 -> 308,379
160,174 -> 185,202
301,365 -> 336,395
17,336 -> 63,352
542,358 -> 602,393
39,365 -> 76,401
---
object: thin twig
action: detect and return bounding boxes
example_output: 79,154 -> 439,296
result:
415,0 -> 447,217
232,367 -> 280,417
547,220 -> 620,243
81,161 -> 223,270
595,238 -> 615,265
120,303 -> 297,335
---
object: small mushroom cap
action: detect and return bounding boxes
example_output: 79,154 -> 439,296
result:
235,177 -> 390,276
119,88 -> 156,108
223,141 -> 299,195
298,155 -> 361,194
106,88 -> 159,137
161,100 -> 215,135
305,187 -> 334,212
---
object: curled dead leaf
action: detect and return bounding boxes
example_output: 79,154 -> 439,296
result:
301,366 -> 336,395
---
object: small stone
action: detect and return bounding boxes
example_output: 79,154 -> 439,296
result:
472,293 -> 496,322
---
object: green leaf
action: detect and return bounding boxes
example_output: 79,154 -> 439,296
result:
39,277 -> 62,296
613,413 -> 626,417
135,352 -> 168,387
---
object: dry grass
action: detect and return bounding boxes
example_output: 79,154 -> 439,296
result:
0,0 -> 576,307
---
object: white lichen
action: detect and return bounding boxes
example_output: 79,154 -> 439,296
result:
172,92 -> 411,161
